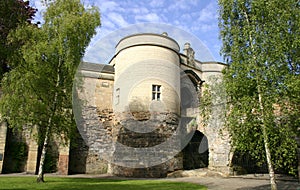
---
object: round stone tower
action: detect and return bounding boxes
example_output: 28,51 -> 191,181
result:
112,33 -> 181,115
109,33 -> 184,177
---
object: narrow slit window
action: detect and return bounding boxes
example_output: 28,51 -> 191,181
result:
115,88 -> 120,105
152,85 -> 161,101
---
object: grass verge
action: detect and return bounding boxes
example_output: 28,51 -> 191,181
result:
0,176 -> 207,190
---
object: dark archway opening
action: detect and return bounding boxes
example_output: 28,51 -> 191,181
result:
68,127 -> 89,174
2,127 -> 28,173
182,130 -> 209,170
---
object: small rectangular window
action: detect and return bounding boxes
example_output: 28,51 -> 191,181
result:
152,85 -> 161,101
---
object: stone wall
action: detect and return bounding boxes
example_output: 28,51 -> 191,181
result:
74,106 -> 114,174
111,111 -> 182,177
73,63 -> 115,174
197,75 -> 232,175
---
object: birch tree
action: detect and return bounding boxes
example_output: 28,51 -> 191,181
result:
0,0 -> 100,182
219,0 -> 300,189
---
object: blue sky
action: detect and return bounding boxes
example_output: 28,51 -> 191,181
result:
30,0 -> 222,63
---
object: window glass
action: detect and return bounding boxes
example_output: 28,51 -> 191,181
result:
152,85 -> 161,101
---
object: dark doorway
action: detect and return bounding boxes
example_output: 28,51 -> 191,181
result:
68,127 -> 89,174
182,130 -> 209,170
2,128 -> 28,173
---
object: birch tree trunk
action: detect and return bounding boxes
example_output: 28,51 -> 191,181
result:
244,8 -> 278,189
36,56 -> 62,183
36,126 -> 49,183
257,90 -> 277,190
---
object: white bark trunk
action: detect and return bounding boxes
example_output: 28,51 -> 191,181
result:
243,9 -> 278,190
258,89 -> 277,190
36,55 -> 62,183
36,127 -> 49,183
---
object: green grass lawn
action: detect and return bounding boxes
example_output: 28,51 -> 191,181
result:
0,176 -> 207,190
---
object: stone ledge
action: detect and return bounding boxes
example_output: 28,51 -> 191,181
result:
167,168 -> 229,178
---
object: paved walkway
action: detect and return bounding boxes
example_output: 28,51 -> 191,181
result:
165,176 -> 300,190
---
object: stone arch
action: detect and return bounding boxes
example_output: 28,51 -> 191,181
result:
181,70 -> 202,115
182,130 -> 209,170
184,70 -> 203,92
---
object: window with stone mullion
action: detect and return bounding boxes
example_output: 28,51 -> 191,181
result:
152,85 -> 161,100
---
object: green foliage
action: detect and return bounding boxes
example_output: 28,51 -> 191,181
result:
0,0 -> 100,180
219,0 -> 299,176
0,0 -> 36,80
0,177 -> 207,190
0,0 -> 100,138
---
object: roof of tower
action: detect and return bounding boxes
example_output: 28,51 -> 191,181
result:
115,33 -> 180,55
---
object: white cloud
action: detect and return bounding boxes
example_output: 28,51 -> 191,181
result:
32,0 -> 46,10
135,13 -> 162,23
166,0 -> 197,12
190,0 -> 198,6
199,24 -> 215,32
149,0 -> 164,8
30,0 -> 47,23
107,12 -> 129,28
98,0 -> 119,12
130,7 -> 150,14
197,1 -> 217,23
181,13 -> 192,21
102,17 -> 117,29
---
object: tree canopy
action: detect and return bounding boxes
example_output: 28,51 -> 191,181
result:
0,0 -> 37,79
219,0 -> 299,189
0,0 -> 100,182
